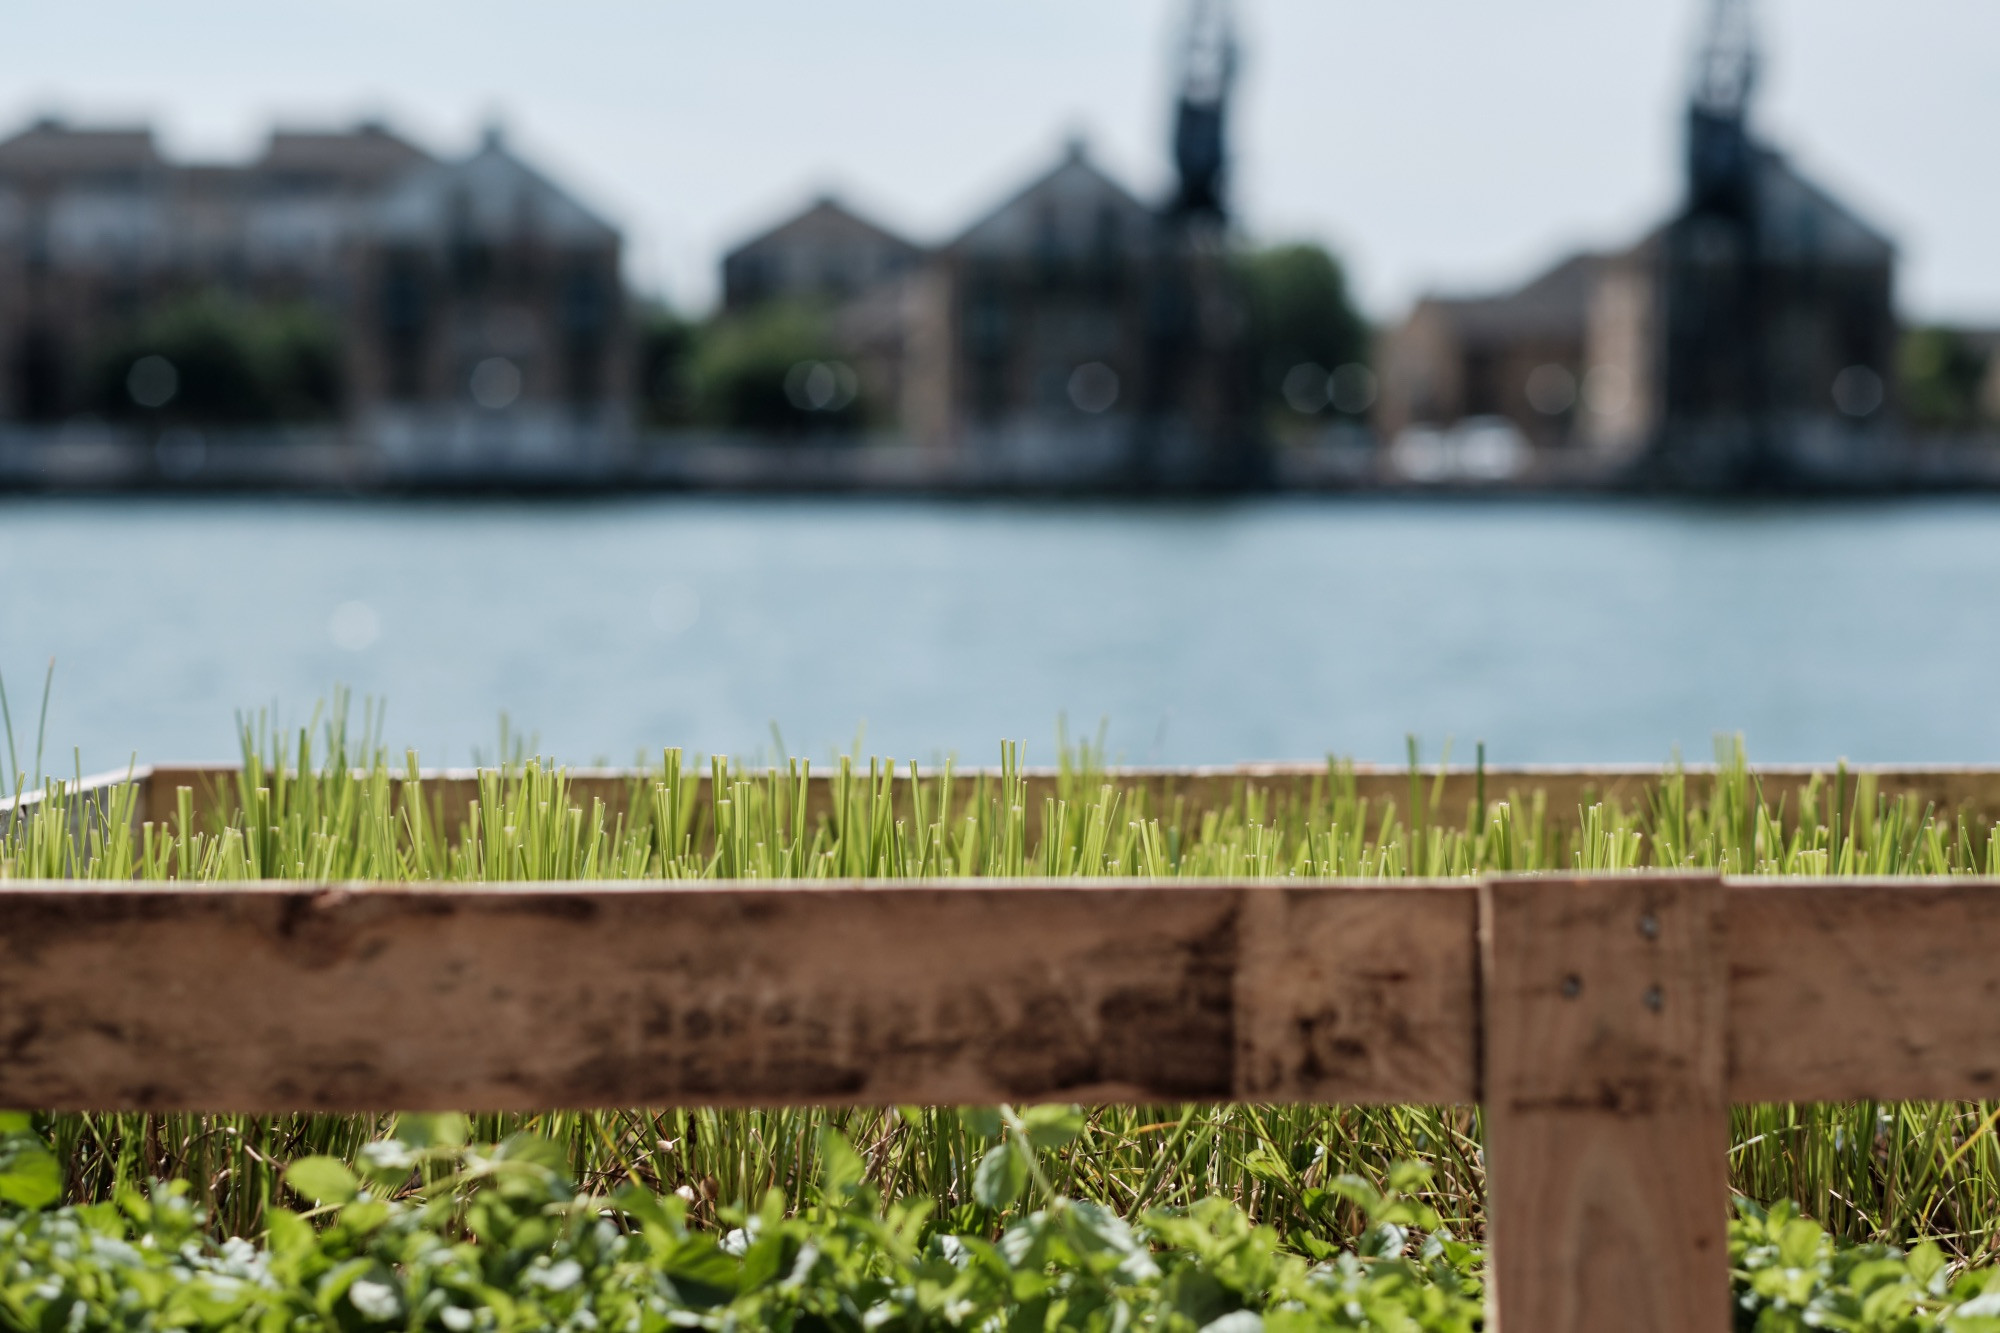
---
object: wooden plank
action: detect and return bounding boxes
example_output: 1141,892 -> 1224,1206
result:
0,879 -> 1478,1113
1235,882 -> 1476,1104
1480,874 -> 1731,1333
1727,879 -> 2000,1103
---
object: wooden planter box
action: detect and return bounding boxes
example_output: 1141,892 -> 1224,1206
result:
8,760 -> 2000,1333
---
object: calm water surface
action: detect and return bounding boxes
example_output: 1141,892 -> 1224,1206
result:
1,495 -> 1996,771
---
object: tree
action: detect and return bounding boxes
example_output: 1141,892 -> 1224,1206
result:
85,293 -> 343,425
1238,243 -> 1370,425
633,305 -> 699,427
687,302 -> 862,435
1900,326 -> 1996,431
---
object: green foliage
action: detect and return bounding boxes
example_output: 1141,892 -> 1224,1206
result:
36,1119 -> 2000,1333
1730,1197 -> 2000,1331
1900,327 -> 1998,432
1239,243 -> 1370,422
0,1113 -> 62,1211
688,300 -> 860,433
85,291 -> 345,424
634,304 -> 700,427
31,1116 -> 2000,1332
0,1117 -> 1482,1332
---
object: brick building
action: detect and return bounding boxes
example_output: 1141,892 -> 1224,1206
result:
0,116 -> 625,451
1376,0 -> 1898,480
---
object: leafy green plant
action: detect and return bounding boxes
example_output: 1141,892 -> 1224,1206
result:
1729,1197 -> 2000,1331
0,1112 -> 1483,1333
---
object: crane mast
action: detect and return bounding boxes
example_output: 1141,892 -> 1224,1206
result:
1659,0 -> 1772,484
1686,0 -> 1760,216
1170,0 -> 1236,222
1691,0 -> 1759,121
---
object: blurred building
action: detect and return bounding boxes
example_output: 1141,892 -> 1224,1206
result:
1378,250 -> 1635,454
909,0 -> 1252,485
718,195 -> 922,431
1654,0 -> 1897,483
354,127 -> 627,461
0,118 -> 428,422
901,140 -> 1163,456
721,196 -> 917,312
719,0 -> 1255,487
1377,0 -> 1898,483
0,116 -> 626,453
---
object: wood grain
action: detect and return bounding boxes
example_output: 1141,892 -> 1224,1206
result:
0,879 -> 1478,1113
11,854 -> 2000,1116
1235,882 -> 1476,1104
1480,874 -> 1732,1333
1728,879 -> 2000,1103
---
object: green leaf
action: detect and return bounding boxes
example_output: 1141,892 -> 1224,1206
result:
614,1184 -> 690,1243
0,1111 -> 33,1136
1243,1145 -> 1291,1185
1326,1174 -> 1385,1217
0,1145 -> 61,1210
495,1133 -> 571,1173
1776,1216 -> 1823,1270
658,1235 -> 743,1304
347,1273 -> 403,1322
1199,1314 -> 1264,1333
1357,1220 -> 1408,1259
974,1141 -> 1028,1209
338,1199 -> 391,1235
285,1155 -> 359,1205
1018,1104 -> 1085,1150
391,1112 -> 469,1148
265,1207 -> 314,1258
1910,1239 -> 1947,1289
959,1106 -> 1003,1139
819,1129 -> 865,1200
356,1138 -> 418,1188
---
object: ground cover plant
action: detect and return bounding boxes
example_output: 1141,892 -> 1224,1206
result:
0,1110 -> 1491,1332
8,1112 -> 2000,1332
10,698 -> 2000,1315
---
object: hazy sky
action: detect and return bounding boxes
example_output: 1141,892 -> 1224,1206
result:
7,0 -> 1997,322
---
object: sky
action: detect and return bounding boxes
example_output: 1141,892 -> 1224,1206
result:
6,0 -> 1997,324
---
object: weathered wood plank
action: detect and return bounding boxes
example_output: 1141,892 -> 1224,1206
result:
1235,882 -> 1477,1104
1481,874 -> 1731,1333
0,879 -> 1478,1113
12,865 -> 2000,1115
1727,879 -> 2000,1103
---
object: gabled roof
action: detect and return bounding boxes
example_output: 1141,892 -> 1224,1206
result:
254,124 -> 433,188
950,138 -> 1156,259
1752,147 -> 1893,264
372,127 -> 616,248
1418,251 -> 1605,343
725,195 -> 916,265
0,118 -> 162,176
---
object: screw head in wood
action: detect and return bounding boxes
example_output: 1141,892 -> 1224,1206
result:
1643,985 -> 1664,1012
1638,914 -> 1660,939
1561,973 -> 1582,998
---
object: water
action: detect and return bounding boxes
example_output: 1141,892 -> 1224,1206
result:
2,495 -> 1998,775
